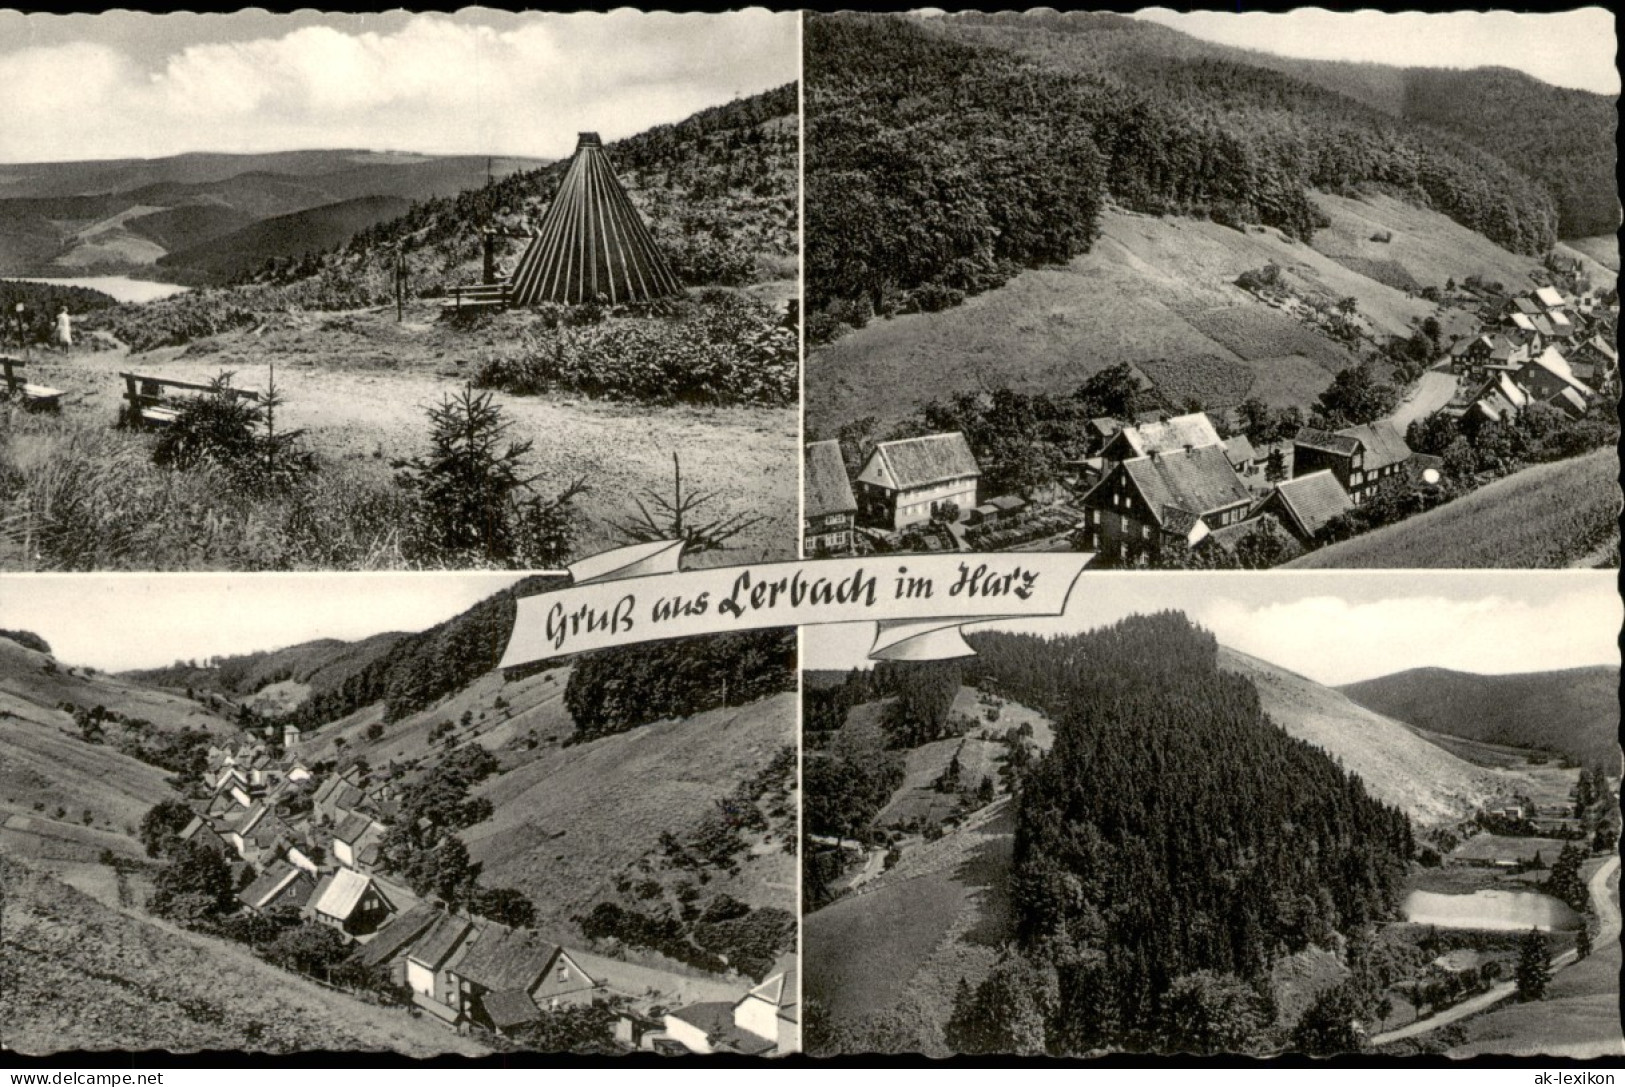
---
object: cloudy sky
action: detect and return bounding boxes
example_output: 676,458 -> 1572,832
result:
0,573 -> 531,671
1134,7 -> 1619,96
0,9 -> 799,163
804,571 -> 1622,687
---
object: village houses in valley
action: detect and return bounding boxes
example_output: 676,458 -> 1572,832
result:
179,736 -> 796,1055
808,255 -> 1616,567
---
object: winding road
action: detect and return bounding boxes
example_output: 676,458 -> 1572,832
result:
1369,855 -> 1621,1046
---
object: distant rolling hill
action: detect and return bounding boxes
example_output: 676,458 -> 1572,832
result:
0,633 -> 234,853
1218,646 -> 1501,825
1339,664 -> 1621,768
0,149 -> 546,279
124,203 -> 256,253
159,195 -> 413,281
0,633 -> 235,738
123,630 -> 410,712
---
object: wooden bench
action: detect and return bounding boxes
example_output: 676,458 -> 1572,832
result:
441,282 -> 512,314
0,356 -> 64,410
120,372 -> 261,430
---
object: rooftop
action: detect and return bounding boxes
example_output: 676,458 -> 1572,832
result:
1112,412 -> 1222,458
1113,445 -> 1252,526
1271,470 -> 1354,539
453,925 -> 557,993
313,867 -> 375,920
804,440 -> 857,519
864,433 -> 980,490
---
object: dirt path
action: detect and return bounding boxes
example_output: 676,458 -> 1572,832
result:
30,309 -> 797,564
845,845 -> 890,893
1370,855 -> 1620,1047
1387,368 -> 1458,431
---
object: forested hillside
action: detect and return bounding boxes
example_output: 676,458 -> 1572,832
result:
949,12 -> 1615,239
126,576 -> 561,735
948,614 -> 1414,1054
1399,68 -> 1617,240
807,13 -> 1578,341
1340,665 -> 1621,768
805,16 -> 1106,333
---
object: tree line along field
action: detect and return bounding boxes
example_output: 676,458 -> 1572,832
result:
1286,447 -> 1619,569
805,195 -> 1515,438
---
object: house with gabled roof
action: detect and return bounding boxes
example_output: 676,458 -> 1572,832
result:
177,815 -> 232,856
803,440 -> 857,556
1250,470 -> 1354,547
1077,444 -> 1253,565
1467,372 -> 1531,425
1571,333 -> 1618,387
1533,285 -> 1567,311
308,867 -> 396,938
1517,346 -> 1593,417
733,966 -> 799,1056
332,811 -> 384,870
854,432 -> 980,531
664,965 -> 798,1057
1085,416 -> 1123,452
1291,421 -> 1411,506
354,903 -> 440,989
238,860 -> 316,916
443,924 -> 597,1032
405,912 -> 476,1020
1222,433 -> 1259,479
313,769 -> 370,825
1100,411 -> 1223,463
1511,295 -> 1543,318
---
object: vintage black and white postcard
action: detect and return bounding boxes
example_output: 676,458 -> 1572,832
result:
0,2 -> 1619,1072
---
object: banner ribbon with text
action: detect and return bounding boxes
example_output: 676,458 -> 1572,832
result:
499,541 -> 1092,668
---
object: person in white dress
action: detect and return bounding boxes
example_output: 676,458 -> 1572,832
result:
54,306 -> 72,351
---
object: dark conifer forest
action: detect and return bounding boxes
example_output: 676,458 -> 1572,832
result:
805,613 -> 1414,1055
806,14 -> 1600,338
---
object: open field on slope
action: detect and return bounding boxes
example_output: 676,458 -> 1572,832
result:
0,636 -> 215,844
13,301 -> 797,566
1218,646 -> 1499,826
806,190 -> 1555,436
1308,191 -> 1556,292
1559,234 -> 1619,274
0,854 -> 488,1056
804,799 -> 1017,1056
1286,448 -> 1620,570
0,636 -> 235,736
464,692 -> 798,932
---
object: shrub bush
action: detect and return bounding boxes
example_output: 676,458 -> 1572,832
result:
474,293 -> 794,407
